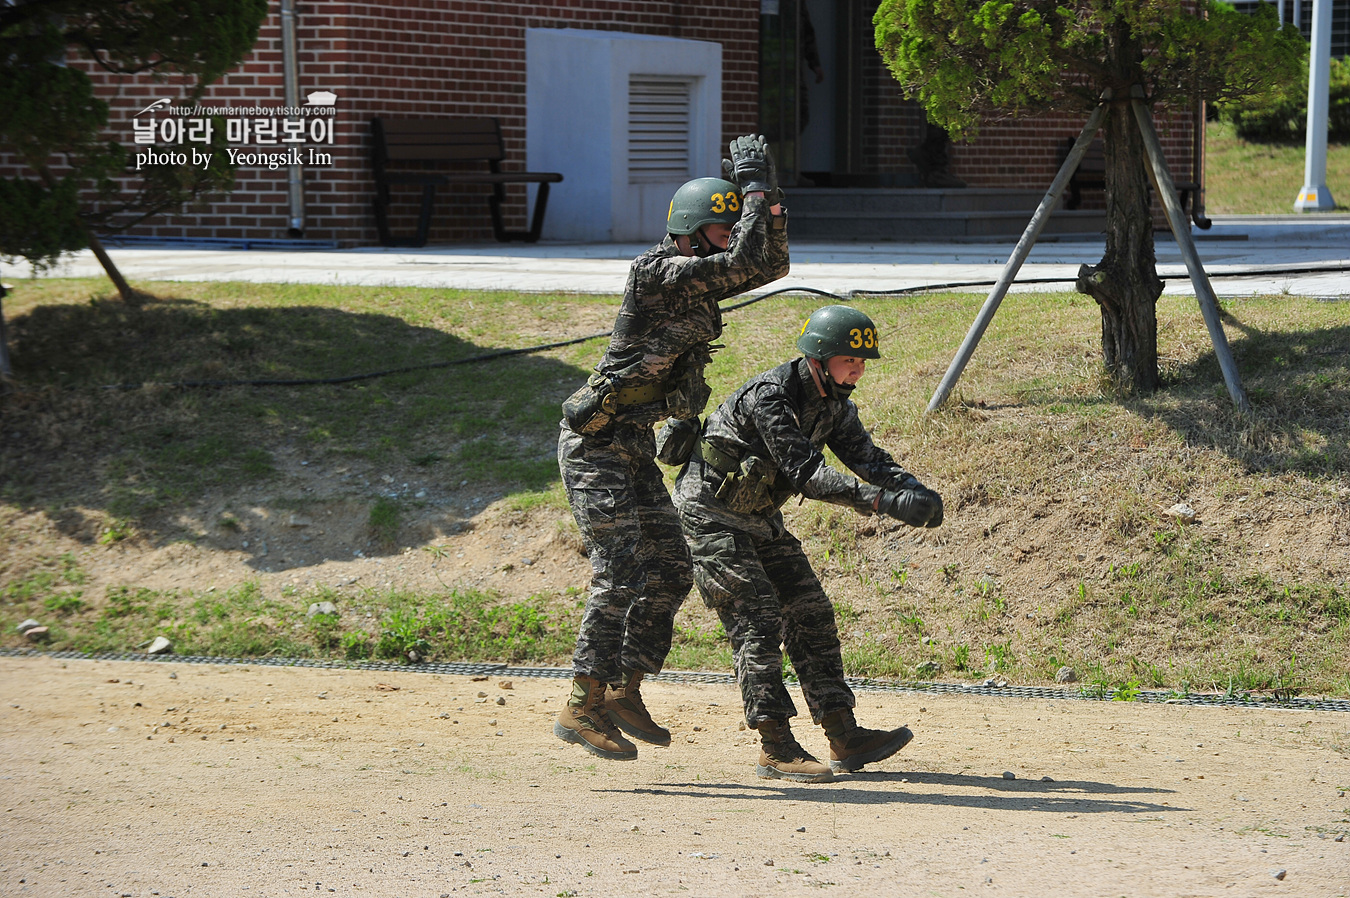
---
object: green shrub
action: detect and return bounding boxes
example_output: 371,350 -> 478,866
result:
1220,55 -> 1350,142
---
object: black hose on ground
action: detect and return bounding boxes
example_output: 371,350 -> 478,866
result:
98,262 -> 1350,391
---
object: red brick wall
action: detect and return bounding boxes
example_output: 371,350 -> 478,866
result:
1,1 -> 1198,246
948,108 -> 1197,192
15,1 -> 763,246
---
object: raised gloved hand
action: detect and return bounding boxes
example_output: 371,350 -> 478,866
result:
878,487 -> 943,528
728,134 -> 781,204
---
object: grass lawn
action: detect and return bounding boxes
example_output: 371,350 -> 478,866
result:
1204,119 -> 1350,214
1,274 -> 1348,697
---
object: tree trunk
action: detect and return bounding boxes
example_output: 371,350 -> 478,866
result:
1074,110 -> 1162,393
81,225 -> 143,308
36,165 -> 143,307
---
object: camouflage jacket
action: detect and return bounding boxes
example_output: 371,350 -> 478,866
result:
673,357 -> 913,529
588,193 -> 789,429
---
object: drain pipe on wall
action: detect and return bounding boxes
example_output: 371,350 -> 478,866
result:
280,0 -> 305,237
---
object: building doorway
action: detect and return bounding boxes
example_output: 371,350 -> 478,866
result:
760,0 -> 920,188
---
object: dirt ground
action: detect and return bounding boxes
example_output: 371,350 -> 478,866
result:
2,654 -> 1348,898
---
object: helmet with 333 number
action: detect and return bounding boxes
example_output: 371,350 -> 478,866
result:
796,305 -> 881,360
667,177 -> 742,235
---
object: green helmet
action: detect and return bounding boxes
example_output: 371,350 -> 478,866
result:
667,177 -> 742,236
796,305 -> 882,360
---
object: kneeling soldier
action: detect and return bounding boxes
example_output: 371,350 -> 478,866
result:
673,305 -> 943,781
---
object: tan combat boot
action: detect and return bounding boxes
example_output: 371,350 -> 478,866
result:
554,676 -> 638,761
605,671 -> 671,746
821,708 -> 913,773
755,719 -> 834,783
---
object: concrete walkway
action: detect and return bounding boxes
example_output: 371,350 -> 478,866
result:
4,214 -> 1349,299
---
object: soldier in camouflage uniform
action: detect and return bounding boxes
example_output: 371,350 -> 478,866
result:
672,305 -> 944,782
554,135 -> 790,761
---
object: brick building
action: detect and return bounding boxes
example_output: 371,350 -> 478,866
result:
6,0 -> 1201,246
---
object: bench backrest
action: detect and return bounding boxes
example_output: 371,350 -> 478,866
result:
372,117 -> 505,166
1061,135 -> 1105,177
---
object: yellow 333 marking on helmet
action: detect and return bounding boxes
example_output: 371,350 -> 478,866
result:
849,327 -> 877,349
710,191 -> 740,213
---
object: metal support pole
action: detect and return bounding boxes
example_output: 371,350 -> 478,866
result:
925,94 -> 1110,413
1294,0 -> 1336,211
1129,88 -> 1252,414
280,0 -> 306,236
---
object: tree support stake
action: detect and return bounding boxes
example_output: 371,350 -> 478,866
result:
926,87 -> 1251,416
0,282 -> 13,391
926,92 -> 1110,414
1129,86 -> 1251,414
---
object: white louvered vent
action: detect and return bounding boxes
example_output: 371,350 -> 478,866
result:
628,77 -> 694,184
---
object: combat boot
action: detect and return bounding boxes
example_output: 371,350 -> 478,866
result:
605,671 -> 671,746
554,676 -> 638,761
755,719 -> 834,783
821,708 -> 913,773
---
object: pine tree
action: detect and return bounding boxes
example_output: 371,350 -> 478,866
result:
875,0 -> 1303,393
1,0 -> 269,300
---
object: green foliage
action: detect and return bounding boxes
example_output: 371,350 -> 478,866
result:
367,497 -> 402,547
1221,56 -> 1350,143
0,178 -> 86,270
874,0 -> 1304,138
873,0 -> 1304,395
0,0 -> 268,269
368,590 -> 578,663
951,643 -> 971,671
1112,678 -> 1142,701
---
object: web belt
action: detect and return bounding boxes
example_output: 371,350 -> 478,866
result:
613,383 -> 664,406
694,439 -> 739,475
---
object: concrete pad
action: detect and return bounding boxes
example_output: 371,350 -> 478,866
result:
3,215 -> 1347,300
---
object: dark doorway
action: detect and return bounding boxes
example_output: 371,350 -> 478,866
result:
760,0 -> 920,188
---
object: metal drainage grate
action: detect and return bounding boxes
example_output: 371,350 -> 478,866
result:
4,648 -> 1348,713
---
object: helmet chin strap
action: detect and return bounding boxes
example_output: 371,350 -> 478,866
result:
689,226 -> 718,258
807,357 -> 854,400
825,367 -> 855,399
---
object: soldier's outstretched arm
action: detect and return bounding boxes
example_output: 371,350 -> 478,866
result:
744,385 -> 881,515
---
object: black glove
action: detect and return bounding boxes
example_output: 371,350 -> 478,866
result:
884,473 -> 924,493
921,488 -> 943,528
878,488 -> 942,528
729,134 -> 781,204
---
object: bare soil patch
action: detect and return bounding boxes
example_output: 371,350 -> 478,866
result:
2,655 -> 1348,897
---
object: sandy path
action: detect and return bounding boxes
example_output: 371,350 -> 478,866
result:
1,655 -> 1348,897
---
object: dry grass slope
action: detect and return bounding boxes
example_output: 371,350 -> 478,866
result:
1,279 -> 1347,697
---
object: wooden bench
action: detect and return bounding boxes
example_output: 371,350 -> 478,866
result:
371,117 -> 563,246
1059,136 -> 1203,227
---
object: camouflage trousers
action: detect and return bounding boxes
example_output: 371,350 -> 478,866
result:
681,515 -> 855,727
559,421 -> 693,684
